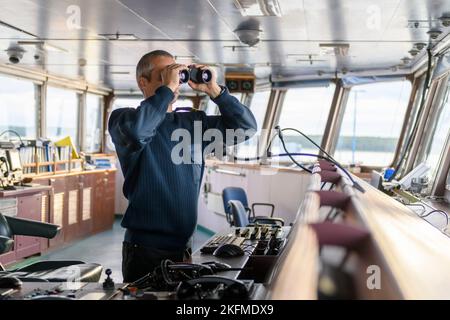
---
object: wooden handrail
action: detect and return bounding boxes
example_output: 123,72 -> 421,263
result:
266,167 -> 322,300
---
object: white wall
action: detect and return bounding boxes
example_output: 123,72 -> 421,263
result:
197,165 -> 311,233
114,161 -> 311,234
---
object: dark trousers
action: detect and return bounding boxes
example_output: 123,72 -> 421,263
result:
122,242 -> 192,283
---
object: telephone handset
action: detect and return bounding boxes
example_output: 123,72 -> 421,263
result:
176,276 -> 249,300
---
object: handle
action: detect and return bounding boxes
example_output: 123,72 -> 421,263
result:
213,168 -> 245,177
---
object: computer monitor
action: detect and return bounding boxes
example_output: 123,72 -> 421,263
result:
370,170 -> 384,190
6,149 -> 22,171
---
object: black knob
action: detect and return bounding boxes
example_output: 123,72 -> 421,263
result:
103,269 -> 115,290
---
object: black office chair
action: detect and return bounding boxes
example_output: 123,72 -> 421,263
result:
0,213 -> 102,282
227,200 -> 284,227
222,187 -> 276,226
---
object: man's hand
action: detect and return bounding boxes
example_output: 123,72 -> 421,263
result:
161,64 -> 187,93
188,64 -> 222,99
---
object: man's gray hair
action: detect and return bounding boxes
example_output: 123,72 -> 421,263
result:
136,50 -> 173,81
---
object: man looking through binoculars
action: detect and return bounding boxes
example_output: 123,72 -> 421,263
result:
108,50 -> 257,282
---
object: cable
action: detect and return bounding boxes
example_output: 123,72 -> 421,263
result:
420,209 -> 449,227
234,152 -> 365,193
275,126 -> 312,173
405,203 -> 427,215
275,127 -> 337,162
0,130 -> 25,147
263,127 -> 365,192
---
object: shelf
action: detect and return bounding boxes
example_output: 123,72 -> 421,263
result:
22,159 -> 84,167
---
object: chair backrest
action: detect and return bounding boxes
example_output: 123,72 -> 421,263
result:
227,200 -> 249,227
222,187 -> 249,213
0,213 -> 13,254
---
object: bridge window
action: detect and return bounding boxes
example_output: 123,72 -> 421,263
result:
172,98 -> 194,111
0,75 -> 37,139
105,97 -> 142,152
235,91 -> 270,158
423,82 -> 450,177
204,93 -> 242,115
83,94 -> 104,153
334,80 -> 412,167
272,84 -> 336,158
46,86 -> 80,146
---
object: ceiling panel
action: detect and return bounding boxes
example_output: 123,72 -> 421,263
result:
0,0 -> 450,91
0,0 -> 168,39
118,0 -> 239,42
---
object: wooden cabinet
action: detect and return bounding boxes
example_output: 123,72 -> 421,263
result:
15,194 -> 42,259
65,175 -> 80,242
95,171 -> 116,232
79,173 -> 94,238
48,177 -> 67,248
0,170 -> 116,266
104,172 -> 116,228
0,188 -> 50,265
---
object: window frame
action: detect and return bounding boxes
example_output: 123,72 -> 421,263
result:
405,76 -> 446,174
391,75 -> 424,168
412,72 -> 450,196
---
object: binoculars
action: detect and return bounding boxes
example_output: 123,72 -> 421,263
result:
179,67 -> 212,84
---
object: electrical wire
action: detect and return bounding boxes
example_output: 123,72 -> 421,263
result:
275,126 -> 312,173
420,209 -> 449,227
274,127 -> 337,162
262,127 -> 365,192
234,152 -> 365,193
0,130 -> 25,146
405,203 -> 427,215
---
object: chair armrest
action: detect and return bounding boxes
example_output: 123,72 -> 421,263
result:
253,216 -> 284,226
252,203 -> 275,217
15,260 -> 86,272
5,216 -> 60,239
244,207 -> 252,220
0,236 -> 14,255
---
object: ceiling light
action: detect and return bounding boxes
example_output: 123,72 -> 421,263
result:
401,57 -> 412,65
17,40 -> 67,53
110,71 -> 131,75
234,0 -> 282,17
174,55 -> 196,61
78,58 -> 87,67
287,53 -> 319,59
223,45 -> 258,51
99,33 -> 140,40
439,13 -> 450,27
5,44 -> 26,64
427,28 -> 442,40
415,42 -> 427,50
233,29 -> 262,46
319,43 -> 350,56
409,48 -> 420,56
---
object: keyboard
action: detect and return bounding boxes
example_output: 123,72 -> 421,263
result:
200,235 -> 246,254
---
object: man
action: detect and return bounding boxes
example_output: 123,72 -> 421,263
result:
108,50 -> 257,282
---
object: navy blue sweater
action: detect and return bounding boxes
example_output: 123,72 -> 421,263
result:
108,86 -> 257,250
